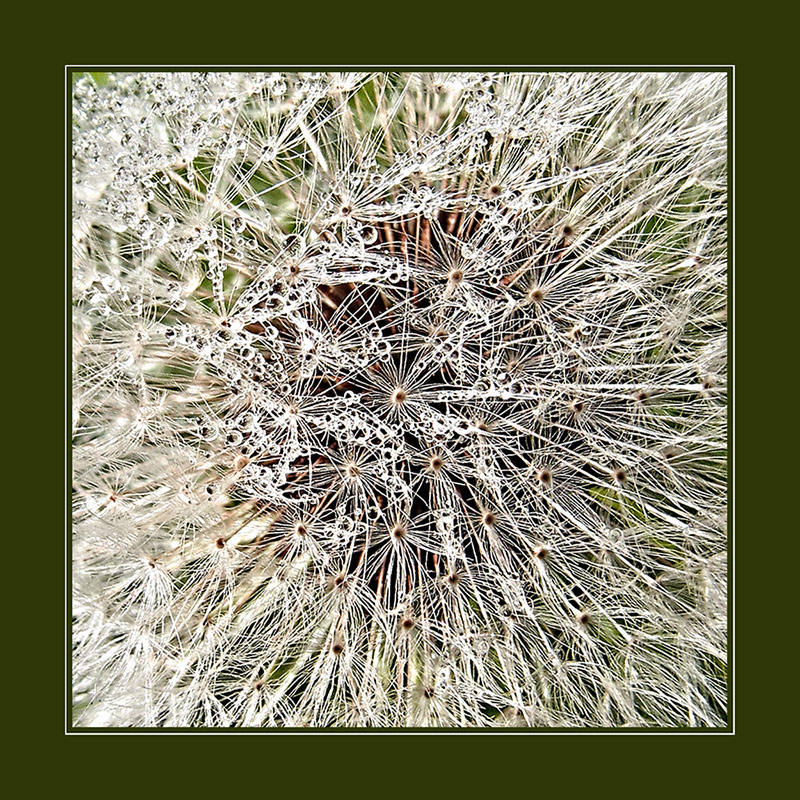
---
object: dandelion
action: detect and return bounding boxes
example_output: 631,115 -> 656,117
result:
72,71 -> 728,728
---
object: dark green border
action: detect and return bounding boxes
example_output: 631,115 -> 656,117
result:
64,65 -> 734,737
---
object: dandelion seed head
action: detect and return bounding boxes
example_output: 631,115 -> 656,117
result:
73,70 -> 728,728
